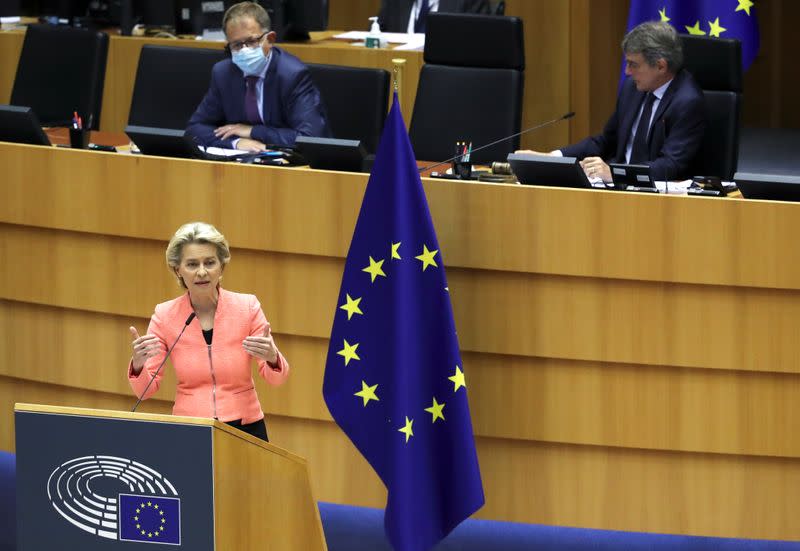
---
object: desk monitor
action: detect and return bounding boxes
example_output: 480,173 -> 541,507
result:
261,0 -> 328,42
175,0 -> 227,35
125,125 -> 202,158
734,172 -> 800,202
296,136 -> 367,173
507,153 -> 592,189
609,163 -> 655,188
0,105 -> 51,146
0,0 -> 20,17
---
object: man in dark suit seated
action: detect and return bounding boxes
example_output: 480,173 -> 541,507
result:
187,1 -> 331,151
519,21 -> 706,182
378,0 -> 491,33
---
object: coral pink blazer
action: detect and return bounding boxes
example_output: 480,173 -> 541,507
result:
128,288 -> 289,424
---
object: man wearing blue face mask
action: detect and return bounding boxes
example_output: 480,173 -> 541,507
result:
187,1 -> 331,151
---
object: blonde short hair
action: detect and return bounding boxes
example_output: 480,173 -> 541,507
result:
166,222 -> 231,288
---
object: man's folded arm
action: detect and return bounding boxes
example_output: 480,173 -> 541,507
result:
250,69 -> 330,147
186,78 -> 236,149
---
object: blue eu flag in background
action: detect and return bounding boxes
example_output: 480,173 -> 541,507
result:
323,92 -> 485,551
627,0 -> 760,70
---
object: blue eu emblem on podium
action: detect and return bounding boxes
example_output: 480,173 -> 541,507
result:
119,494 -> 181,545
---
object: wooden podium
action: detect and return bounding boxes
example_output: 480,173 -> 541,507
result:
14,403 -> 327,550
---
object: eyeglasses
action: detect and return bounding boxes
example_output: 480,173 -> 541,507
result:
227,32 -> 268,52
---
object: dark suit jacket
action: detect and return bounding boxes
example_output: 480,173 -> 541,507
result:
561,69 -> 706,181
186,47 -> 331,148
378,0 -> 490,33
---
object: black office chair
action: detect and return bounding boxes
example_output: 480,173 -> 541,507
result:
409,12 -> 524,164
306,63 -> 390,154
679,35 -> 742,180
11,24 -> 108,129
128,45 -> 226,130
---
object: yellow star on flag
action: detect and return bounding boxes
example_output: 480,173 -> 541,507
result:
448,365 -> 466,392
391,242 -> 402,260
685,21 -> 706,35
658,7 -> 670,22
708,17 -> 726,37
362,256 -> 386,282
337,339 -> 360,366
736,0 -> 754,16
354,380 -> 379,406
424,397 -> 446,423
415,245 -> 439,271
339,294 -> 363,320
398,416 -> 414,443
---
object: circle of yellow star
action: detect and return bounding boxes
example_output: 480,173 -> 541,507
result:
708,17 -> 726,37
448,365 -> 466,392
424,397 -> 446,423
736,0 -> 754,16
398,416 -> 414,443
685,20 -> 706,35
337,339 -> 361,366
354,380 -> 379,406
658,7 -> 670,22
339,294 -> 363,320
415,245 -> 439,271
362,256 -> 386,282
391,242 -> 402,260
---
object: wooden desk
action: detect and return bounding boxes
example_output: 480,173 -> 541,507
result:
1,142 -> 800,540
0,30 -> 422,134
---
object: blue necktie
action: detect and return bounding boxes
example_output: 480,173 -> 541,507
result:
414,0 -> 430,33
245,76 -> 262,125
630,92 -> 656,164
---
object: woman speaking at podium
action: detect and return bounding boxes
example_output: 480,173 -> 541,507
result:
126,222 -> 289,441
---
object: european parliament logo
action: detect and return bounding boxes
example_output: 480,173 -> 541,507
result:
47,455 -> 181,545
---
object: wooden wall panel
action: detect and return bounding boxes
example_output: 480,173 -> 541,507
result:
2,143 -> 800,540
7,145 -> 800,291
3,376 -> 799,539
4,298 -> 799,459
5,221 -> 800,376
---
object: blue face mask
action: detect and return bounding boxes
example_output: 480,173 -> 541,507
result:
232,46 -> 268,76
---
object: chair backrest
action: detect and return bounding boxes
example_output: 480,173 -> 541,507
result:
423,12 -> 524,70
128,45 -> 226,130
679,35 -> 742,179
11,24 -> 108,129
306,63 -> 390,154
699,91 -> 740,181
0,451 -> 15,550
410,13 -> 524,164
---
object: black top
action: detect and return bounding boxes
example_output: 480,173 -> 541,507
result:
202,328 -> 213,345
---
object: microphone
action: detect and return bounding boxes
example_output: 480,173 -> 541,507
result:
419,111 -> 576,174
131,312 -> 196,413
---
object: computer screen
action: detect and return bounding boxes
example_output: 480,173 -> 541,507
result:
507,153 -> 593,189
296,136 -> 367,173
0,0 -> 20,17
261,0 -> 328,42
0,105 -> 52,146
734,172 -> 800,202
175,0 -> 237,36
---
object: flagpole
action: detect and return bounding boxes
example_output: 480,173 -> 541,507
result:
391,58 -> 406,117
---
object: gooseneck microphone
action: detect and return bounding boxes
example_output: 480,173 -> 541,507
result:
418,111 -> 576,174
131,312 -> 196,413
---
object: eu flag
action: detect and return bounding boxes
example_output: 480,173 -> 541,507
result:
118,494 -> 181,544
323,93 -> 484,551
628,0 -> 760,70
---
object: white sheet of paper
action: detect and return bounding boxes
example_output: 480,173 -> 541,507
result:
333,31 -> 425,44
